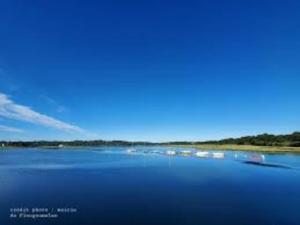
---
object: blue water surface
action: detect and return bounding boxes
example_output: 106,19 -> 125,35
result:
0,147 -> 299,225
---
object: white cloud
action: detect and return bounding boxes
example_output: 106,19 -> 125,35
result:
0,125 -> 24,133
0,92 -> 84,133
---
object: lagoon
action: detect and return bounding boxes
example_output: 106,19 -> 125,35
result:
0,147 -> 300,225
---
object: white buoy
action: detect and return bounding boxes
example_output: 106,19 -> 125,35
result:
127,148 -> 136,153
166,150 -> 176,156
212,152 -> 225,159
195,151 -> 209,158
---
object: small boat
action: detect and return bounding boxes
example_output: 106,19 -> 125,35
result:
126,148 -> 137,153
247,154 -> 265,163
244,161 -> 291,169
195,151 -> 209,158
166,150 -> 176,156
212,152 -> 225,159
243,156 -> 291,169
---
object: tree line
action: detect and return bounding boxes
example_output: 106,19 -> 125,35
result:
167,132 -> 300,147
1,132 -> 300,147
200,132 -> 300,147
0,140 -> 158,148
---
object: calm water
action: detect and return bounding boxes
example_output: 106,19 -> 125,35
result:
0,147 -> 300,225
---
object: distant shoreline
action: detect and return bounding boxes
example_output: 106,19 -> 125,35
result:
1,131 -> 300,153
1,144 -> 300,153
174,144 -> 300,153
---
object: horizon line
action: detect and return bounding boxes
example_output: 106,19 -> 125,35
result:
1,131 -> 299,143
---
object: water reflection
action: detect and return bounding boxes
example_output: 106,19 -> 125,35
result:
0,147 -> 300,225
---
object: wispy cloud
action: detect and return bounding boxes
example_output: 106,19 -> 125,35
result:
0,92 -> 84,133
39,95 -> 68,113
0,125 -> 24,133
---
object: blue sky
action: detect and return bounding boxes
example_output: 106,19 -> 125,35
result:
0,0 -> 300,141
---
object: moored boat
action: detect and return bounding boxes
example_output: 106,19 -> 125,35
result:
126,148 -> 137,153
247,154 -> 265,163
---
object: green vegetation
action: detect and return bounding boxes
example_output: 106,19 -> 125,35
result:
0,140 -> 157,148
175,144 -> 300,153
1,132 -> 300,152
166,132 -> 300,153
166,132 -> 300,147
199,132 -> 300,147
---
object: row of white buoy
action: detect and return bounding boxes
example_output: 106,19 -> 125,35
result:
126,148 -> 225,159
168,150 -> 266,162
126,148 -> 270,165
166,150 -> 225,159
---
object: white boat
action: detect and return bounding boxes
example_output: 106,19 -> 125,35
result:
126,148 -> 136,153
166,150 -> 176,156
212,152 -> 224,159
247,154 -> 265,163
195,151 -> 209,158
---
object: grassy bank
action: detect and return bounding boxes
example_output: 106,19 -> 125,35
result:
173,144 -> 300,153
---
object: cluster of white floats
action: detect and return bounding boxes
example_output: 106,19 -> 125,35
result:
126,148 -> 225,159
166,150 -> 225,159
